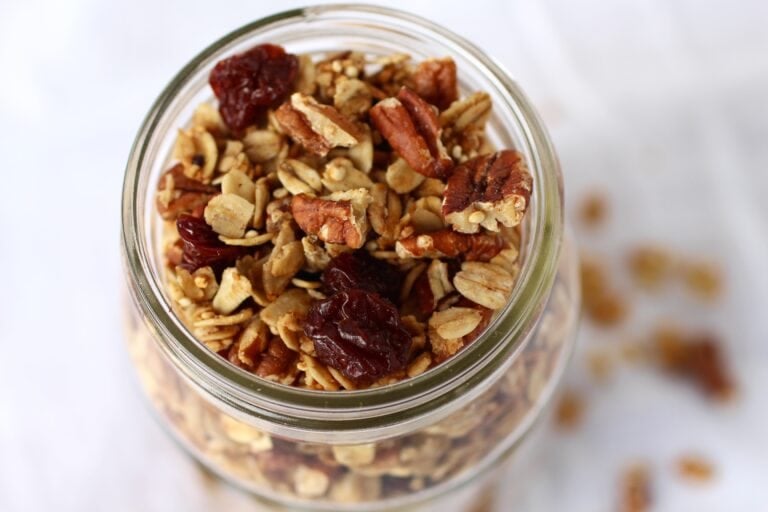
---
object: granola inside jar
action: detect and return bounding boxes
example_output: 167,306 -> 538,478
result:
121,6 -> 579,511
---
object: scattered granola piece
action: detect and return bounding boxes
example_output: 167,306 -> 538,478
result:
653,325 -> 735,401
587,348 -> 614,384
619,464 -> 652,512
554,389 -> 585,430
627,246 -> 674,290
581,257 -> 629,327
578,192 -> 608,228
676,454 -> 715,483
679,259 -> 723,301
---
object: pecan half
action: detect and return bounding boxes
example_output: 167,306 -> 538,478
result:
409,57 -> 458,110
369,87 -> 452,178
274,92 -> 361,156
442,150 -> 532,233
395,229 -> 504,261
291,189 -> 372,248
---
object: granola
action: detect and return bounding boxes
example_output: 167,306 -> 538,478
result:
129,42 -> 578,507
155,43 -> 535,390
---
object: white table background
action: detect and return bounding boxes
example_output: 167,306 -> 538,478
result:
1,1 -> 767,510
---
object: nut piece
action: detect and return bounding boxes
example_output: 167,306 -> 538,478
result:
275,92 -> 361,156
442,150 -> 532,233
385,158 -> 425,194
409,57 -> 458,110
220,169 -> 255,202
212,267 -> 253,314
369,87 -> 452,178
428,307 -> 484,359
396,229 -> 504,261
204,193 -> 256,238
453,261 -> 514,309
291,190 -> 372,248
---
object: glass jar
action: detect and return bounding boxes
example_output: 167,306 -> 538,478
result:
121,5 -> 579,511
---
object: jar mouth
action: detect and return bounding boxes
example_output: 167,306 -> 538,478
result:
121,4 -> 563,435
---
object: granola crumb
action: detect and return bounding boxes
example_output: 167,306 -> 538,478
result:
554,389 -> 585,430
676,454 -> 715,483
627,245 -> 673,290
587,348 -> 614,384
652,324 -> 735,401
578,192 -> 608,228
679,259 -> 723,302
619,463 -> 652,512
581,257 -> 629,327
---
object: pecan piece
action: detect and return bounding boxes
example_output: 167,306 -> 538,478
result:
274,92 -> 361,156
369,87 -> 452,178
409,57 -> 458,110
395,229 -> 504,261
442,150 -> 533,233
291,189 -> 372,249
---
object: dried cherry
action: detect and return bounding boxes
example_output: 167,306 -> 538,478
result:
304,289 -> 412,382
321,251 -> 402,302
176,214 -> 249,271
209,43 -> 298,132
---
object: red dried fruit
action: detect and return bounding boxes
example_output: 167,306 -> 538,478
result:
158,163 -> 219,194
176,214 -> 249,271
321,251 -> 402,302
304,289 -> 412,383
209,43 -> 298,132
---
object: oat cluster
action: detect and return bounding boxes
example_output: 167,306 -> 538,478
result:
156,44 -> 533,389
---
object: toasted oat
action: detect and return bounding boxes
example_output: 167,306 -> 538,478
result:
204,193 -> 255,238
212,267 -> 253,315
242,130 -> 283,163
453,262 -> 514,309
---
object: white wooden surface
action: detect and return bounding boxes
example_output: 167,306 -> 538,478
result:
1,1 -> 766,510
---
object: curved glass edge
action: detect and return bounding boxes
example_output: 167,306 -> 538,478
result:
121,4 -> 565,432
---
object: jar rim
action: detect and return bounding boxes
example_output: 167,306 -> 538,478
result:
121,4 -> 563,435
